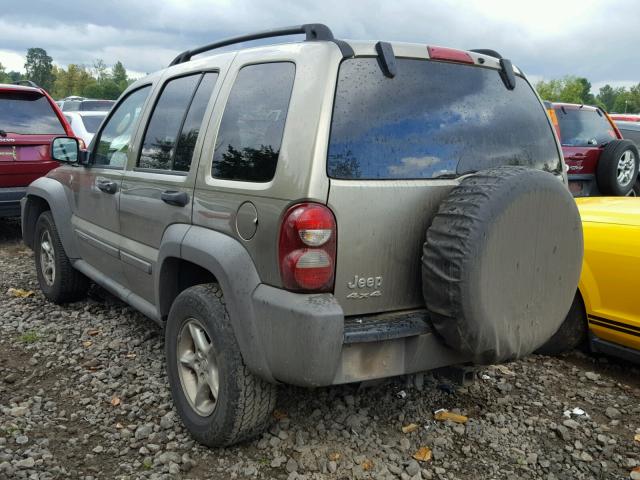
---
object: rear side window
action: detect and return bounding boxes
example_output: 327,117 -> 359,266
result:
0,92 -> 65,135
138,72 -> 217,172
555,107 -> 617,147
328,58 -> 561,180
212,62 -> 295,182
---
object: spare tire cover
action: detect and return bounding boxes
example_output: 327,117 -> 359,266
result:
422,167 -> 583,364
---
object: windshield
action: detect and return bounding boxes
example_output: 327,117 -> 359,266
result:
0,92 -> 65,135
81,115 -> 105,133
327,58 -> 561,180
80,100 -> 114,112
555,107 -> 617,147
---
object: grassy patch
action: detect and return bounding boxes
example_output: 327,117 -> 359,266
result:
19,331 -> 39,344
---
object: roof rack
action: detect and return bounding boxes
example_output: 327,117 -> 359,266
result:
13,80 -> 39,88
169,23 -> 353,66
470,49 -> 503,59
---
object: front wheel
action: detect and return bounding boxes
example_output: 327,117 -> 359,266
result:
165,284 -> 277,447
34,211 -> 89,303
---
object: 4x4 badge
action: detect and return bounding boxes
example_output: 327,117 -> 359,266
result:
347,275 -> 382,299
0,146 -> 16,160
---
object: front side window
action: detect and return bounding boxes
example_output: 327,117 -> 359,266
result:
0,92 -> 65,135
212,62 -> 295,182
93,86 -> 150,168
138,72 -> 217,172
328,58 -> 561,180
555,107 -> 617,147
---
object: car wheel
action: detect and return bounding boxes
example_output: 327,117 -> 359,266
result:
536,293 -> 587,356
34,211 -> 90,303
596,140 -> 639,196
165,283 -> 277,447
627,179 -> 640,196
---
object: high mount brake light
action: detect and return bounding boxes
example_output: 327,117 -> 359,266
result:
279,203 -> 337,292
427,46 -> 474,64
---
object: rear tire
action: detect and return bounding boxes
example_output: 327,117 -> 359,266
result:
536,293 -> 587,355
165,284 -> 277,447
34,211 -> 89,303
596,140 -> 639,196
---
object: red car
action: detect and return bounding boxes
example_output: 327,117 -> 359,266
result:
546,102 -> 639,197
0,82 -> 74,217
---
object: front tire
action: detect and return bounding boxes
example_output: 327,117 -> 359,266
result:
34,211 -> 89,303
165,284 -> 277,447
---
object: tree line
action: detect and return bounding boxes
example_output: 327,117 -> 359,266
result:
0,47 -> 134,100
535,76 -> 640,113
2,47 -> 638,113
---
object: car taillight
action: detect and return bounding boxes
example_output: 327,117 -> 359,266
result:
547,108 -> 561,139
427,46 -> 474,64
279,203 -> 337,292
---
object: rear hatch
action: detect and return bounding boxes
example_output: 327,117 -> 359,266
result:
553,105 -> 619,178
0,89 -> 65,187
327,53 -> 563,316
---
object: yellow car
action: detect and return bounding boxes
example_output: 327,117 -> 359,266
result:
539,197 -> 640,361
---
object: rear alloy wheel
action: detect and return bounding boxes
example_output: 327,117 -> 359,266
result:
166,284 -> 277,447
34,211 -> 90,303
177,318 -> 220,417
596,140 -> 639,196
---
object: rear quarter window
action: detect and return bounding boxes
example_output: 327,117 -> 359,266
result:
211,62 -> 295,182
328,58 -> 561,180
0,92 -> 65,135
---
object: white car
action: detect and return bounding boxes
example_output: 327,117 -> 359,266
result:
64,111 -> 108,147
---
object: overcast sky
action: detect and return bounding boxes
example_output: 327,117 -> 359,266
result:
1,0 -> 638,92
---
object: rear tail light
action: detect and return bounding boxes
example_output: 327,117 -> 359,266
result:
427,46 -> 474,64
603,111 -> 623,139
547,108 -> 561,139
279,203 -> 337,292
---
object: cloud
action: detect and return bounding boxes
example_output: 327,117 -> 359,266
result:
0,0 -> 638,89
388,156 -> 440,176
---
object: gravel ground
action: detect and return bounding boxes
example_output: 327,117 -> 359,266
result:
0,218 -> 639,480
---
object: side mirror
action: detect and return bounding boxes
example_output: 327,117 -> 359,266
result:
51,137 -> 85,164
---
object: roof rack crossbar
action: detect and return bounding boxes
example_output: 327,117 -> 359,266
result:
13,80 -> 39,88
169,23 -> 335,66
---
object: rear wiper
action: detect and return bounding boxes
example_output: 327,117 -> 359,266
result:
431,172 -> 462,179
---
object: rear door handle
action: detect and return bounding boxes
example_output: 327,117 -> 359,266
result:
96,179 -> 118,194
161,190 -> 189,207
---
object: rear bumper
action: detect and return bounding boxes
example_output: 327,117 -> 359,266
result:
251,284 -> 468,387
568,174 -> 599,197
0,187 -> 27,218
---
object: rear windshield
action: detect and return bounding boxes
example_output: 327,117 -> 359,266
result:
328,58 -> 561,180
80,100 -> 115,112
81,115 -> 105,133
555,107 -> 617,147
0,92 -> 65,135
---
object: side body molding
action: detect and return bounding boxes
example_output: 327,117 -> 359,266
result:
23,177 -> 78,258
156,225 -> 274,382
